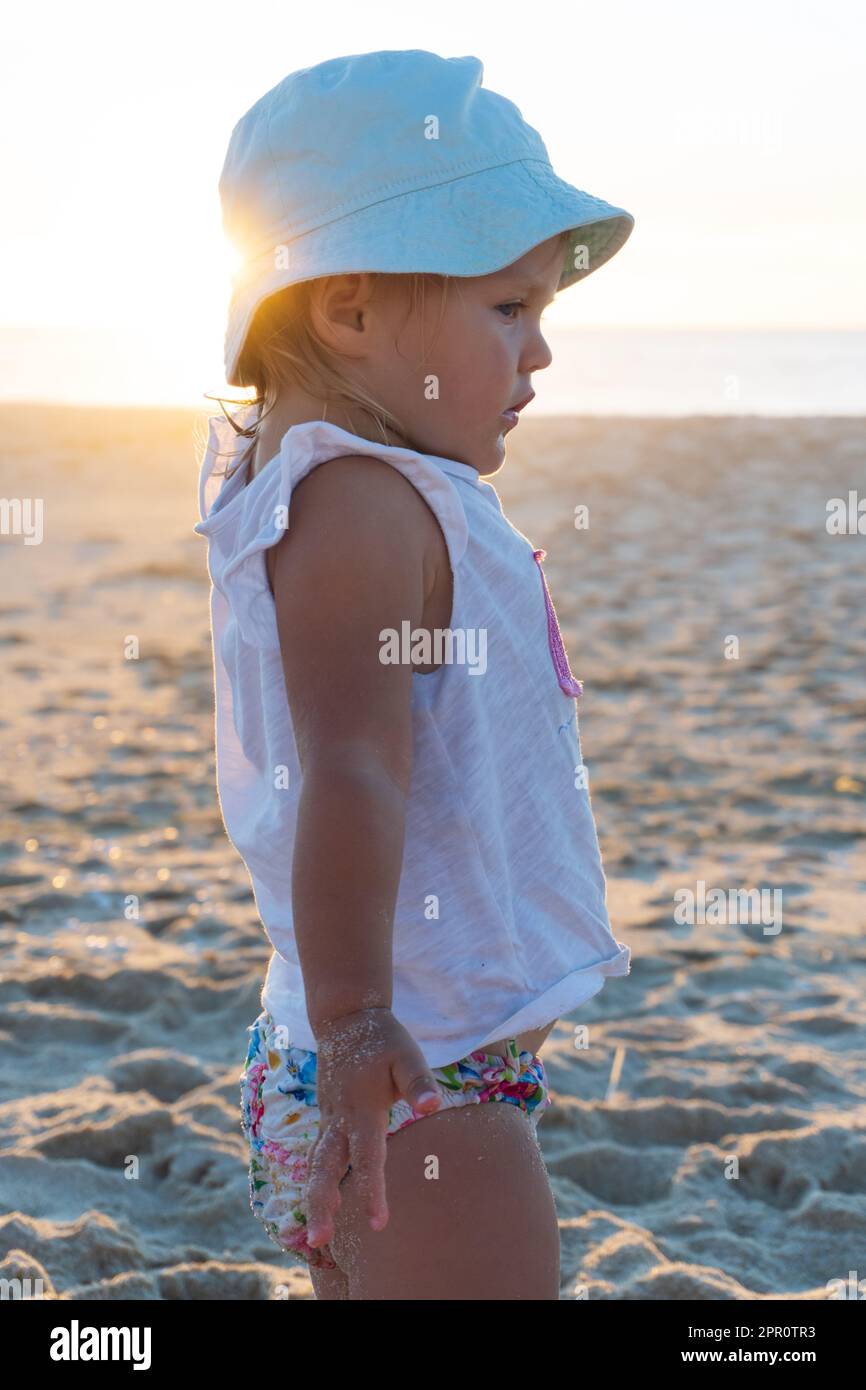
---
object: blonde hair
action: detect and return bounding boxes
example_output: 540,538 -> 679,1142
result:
209,272 -> 455,479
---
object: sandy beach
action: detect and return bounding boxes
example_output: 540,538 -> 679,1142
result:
1,403 -> 864,1300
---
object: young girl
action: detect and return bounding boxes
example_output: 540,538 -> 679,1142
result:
195,49 -> 634,1300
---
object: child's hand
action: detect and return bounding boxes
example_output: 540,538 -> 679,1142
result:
304,1006 -> 442,1251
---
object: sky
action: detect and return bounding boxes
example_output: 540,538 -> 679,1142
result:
1,0 -> 864,405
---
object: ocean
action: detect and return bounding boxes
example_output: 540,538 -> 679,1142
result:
0,326 -> 864,415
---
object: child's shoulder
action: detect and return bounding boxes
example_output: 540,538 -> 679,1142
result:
265,451 -> 448,608
293,450 -> 443,560
264,450 -> 451,723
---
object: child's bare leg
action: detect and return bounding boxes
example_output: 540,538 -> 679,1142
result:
329,1101 -> 560,1300
309,1261 -> 349,1300
308,1171 -> 355,1299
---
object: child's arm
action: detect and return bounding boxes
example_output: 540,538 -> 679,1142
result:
266,452 -> 444,1247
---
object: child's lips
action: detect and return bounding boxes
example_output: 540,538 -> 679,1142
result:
501,390 -> 535,430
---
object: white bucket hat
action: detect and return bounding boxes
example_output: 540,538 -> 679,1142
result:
219,48 -> 634,386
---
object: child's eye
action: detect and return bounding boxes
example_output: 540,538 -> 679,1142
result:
496,301 -> 525,320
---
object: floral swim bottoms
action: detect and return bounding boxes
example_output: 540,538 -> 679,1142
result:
238,1008 -> 553,1270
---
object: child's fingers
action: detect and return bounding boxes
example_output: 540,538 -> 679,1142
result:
391,1051 -> 443,1114
347,1122 -> 389,1232
304,1123 -> 349,1247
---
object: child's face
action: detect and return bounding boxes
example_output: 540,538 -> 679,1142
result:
353,234 -> 565,475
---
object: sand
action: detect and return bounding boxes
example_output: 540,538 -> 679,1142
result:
0,404 -> 864,1300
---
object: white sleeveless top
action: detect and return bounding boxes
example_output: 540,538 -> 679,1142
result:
194,407 -> 630,1067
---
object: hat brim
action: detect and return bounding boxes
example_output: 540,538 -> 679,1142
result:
224,157 -> 633,386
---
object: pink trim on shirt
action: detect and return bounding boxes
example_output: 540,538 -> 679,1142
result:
532,549 -> 584,698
